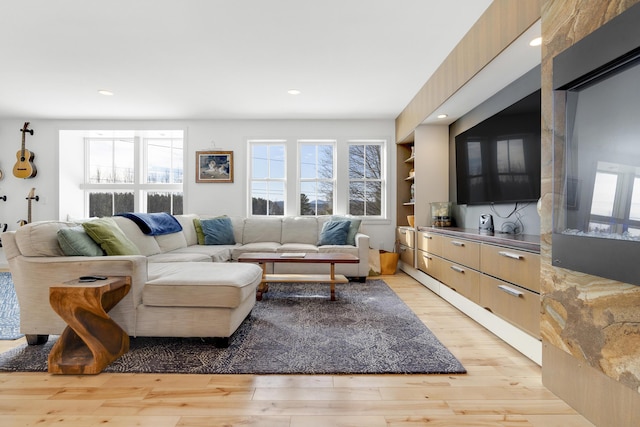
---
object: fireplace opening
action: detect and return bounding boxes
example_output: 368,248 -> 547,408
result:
552,3 -> 640,285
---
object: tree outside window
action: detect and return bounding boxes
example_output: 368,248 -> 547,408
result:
348,142 -> 384,216
299,142 -> 335,216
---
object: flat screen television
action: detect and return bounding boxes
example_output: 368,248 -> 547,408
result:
455,89 -> 541,205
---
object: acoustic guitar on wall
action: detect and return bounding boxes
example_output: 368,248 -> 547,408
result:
18,188 -> 39,227
13,121 -> 37,179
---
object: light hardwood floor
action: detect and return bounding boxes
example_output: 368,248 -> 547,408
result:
0,272 -> 594,426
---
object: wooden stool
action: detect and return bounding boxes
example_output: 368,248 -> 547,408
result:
48,276 -> 131,374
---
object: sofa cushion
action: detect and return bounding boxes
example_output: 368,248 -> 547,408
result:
169,245 -> 235,262
331,215 -> 362,246
14,221 -> 77,257
201,217 -> 236,245
242,218 -> 282,244
173,214 -> 199,246
232,241 -> 280,260
144,262 -> 262,308
318,220 -> 351,245
281,217 -> 318,245
82,218 -> 141,256
154,231 -> 188,253
112,216 -> 162,256
276,243 -> 319,253
57,226 -> 105,256
147,252 -> 212,263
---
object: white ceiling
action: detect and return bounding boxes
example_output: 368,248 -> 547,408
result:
0,0 -> 500,121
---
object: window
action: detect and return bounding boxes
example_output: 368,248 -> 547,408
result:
247,138 -> 387,219
348,141 -> 384,217
588,162 -> 640,236
249,141 -> 286,216
84,131 -> 183,216
299,141 -> 335,215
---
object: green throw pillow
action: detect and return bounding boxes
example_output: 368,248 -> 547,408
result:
318,220 -> 351,246
330,215 -> 362,246
57,226 -> 105,256
82,218 -> 141,256
193,218 -> 206,245
200,217 -> 236,245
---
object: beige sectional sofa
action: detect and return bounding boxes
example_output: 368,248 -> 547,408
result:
2,214 -> 369,346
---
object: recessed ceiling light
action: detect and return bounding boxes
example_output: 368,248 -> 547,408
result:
98,89 -> 114,96
437,114 -> 448,119
287,89 -> 301,95
529,37 -> 542,47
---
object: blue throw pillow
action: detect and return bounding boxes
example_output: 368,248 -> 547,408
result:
330,215 -> 362,246
318,220 -> 351,246
201,217 -> 236,245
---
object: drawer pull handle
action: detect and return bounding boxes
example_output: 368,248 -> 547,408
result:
423,254 -> 432,260
450,265 -> 464,273
400,230 -> 407,235
451,241 -> 465,247
498,251 -> 522,260
423,235 -> 432,240
498,285 -> 523,297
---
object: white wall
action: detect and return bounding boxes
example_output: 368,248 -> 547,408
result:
0,118 -> 397,250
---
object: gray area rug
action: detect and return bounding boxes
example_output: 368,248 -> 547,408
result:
0,279 -> 465,374
0,272 -> 23,340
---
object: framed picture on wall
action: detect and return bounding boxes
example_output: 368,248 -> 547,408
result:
196,151 -> 234,183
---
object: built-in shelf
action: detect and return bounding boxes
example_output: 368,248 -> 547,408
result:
403,201 -> 415,206
404,156 -> 415,163
405,176 -> 414,181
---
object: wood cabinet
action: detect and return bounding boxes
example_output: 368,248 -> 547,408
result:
416,227 -> 540,338
396,226 -> 415,268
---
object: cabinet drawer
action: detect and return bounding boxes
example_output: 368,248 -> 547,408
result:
479,275 -> 540,338
399,245 -> 415,268
417,250 -> 444,282
441,237 -> 480,270
442,261 -> 480,304
396,227 -> 415,248
417,231 -> 443,254
480,245 -> 540,292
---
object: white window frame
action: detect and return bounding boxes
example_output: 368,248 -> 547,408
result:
248,140 -> 287,216
82,134 -> 183,216
347,139 -> 386,218
297,140 -> 337,216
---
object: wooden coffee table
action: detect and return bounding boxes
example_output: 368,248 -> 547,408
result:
48,276 -> 131,374
237,253 -> 359,301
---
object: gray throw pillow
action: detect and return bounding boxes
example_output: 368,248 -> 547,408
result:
57,226 -> 105,256
331,215 -> 362,246
318,220 -> 351,246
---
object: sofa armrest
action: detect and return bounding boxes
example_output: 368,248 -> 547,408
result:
8,255 -> 148,335
354,232 -> 370,277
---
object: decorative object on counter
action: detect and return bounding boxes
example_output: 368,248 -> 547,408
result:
407,215 -> 415,228
0,195 -> 6,201
410,183 -> 415,202
431,201 -> 452,227
13,122 -> 37,179
479,214 -> 494,233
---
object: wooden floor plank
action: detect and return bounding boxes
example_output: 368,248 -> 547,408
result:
0,272 -> 594,426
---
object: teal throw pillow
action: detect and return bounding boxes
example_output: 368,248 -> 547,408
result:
201,217 -> 236,245
57,226 -> 105,256
331,215 -> 362,246
82,218 -> 141,256
318,220 -> 351,246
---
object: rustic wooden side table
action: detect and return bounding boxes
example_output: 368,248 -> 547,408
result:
48,276 -> 131,374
